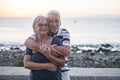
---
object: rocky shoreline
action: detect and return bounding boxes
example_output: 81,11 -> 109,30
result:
0,43 -> 120,68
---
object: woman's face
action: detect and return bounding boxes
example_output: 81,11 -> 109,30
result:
35,19 -> 48,35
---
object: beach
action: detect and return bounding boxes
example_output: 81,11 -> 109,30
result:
0,43 -> 120,68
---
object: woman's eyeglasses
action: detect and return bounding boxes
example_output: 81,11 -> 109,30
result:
38,23 -> 48,27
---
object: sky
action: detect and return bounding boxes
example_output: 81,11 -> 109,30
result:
0,0 -> 120,18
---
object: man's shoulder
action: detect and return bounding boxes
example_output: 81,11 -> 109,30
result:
57,28 -> 69,35
59,28 -> 69,32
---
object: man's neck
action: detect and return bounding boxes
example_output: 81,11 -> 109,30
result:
48,31 -> 58,37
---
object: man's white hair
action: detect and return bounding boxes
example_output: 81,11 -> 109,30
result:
47,10 -> 60,18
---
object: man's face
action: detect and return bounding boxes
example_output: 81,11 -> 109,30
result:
48,14 -> 61,35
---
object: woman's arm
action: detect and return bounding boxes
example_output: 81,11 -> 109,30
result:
46,55 -> 65,66
23,55 -> 57,72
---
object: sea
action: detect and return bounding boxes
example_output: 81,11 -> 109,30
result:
0,16 -> 120,45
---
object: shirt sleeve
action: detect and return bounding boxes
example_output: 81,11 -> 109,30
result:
61,29 -> 71,46
30,33 -> 37,40
24,47 -> 33,56
51,37 -> 63,46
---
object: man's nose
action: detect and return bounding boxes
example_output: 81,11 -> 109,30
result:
53,22 -> 56,25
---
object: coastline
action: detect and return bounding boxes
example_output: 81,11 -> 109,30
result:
0,42 -> 120,68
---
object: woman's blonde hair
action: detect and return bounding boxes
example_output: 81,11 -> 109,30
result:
32,15 -> 47,33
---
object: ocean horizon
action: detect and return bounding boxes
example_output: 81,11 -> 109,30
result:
0,16 -> 120,45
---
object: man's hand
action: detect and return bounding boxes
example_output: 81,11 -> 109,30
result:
49,45 -> 62,57
39,44 -> 51,55
45,63 -> 57,72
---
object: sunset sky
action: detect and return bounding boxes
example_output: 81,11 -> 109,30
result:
0,0 -> 120,18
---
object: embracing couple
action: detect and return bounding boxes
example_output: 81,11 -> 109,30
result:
23,10 -> 71,80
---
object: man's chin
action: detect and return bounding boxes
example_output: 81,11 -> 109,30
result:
50,31 -> 56,34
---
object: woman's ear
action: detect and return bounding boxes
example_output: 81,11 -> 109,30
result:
33,26 -> 37,34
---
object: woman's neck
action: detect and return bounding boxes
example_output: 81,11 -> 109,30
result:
37,34 -> 52,42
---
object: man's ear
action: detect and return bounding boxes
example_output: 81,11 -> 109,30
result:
59,21 -> 61,26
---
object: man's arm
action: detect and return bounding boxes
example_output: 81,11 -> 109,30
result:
45,45 -> 70,66
24,37 -> 40,51
54,46 -> 71,56
54,28 -> 71,56
25,38 -> 66,66
25,37 -> 71,56
24,37 -> 67,66
40,44 -> 66,66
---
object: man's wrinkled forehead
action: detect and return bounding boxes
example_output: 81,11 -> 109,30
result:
48,10 -> 60,18
48,14 -> 60,19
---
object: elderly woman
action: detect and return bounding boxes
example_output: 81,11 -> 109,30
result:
23,15 -> 65,80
